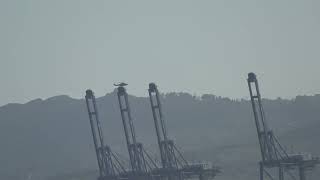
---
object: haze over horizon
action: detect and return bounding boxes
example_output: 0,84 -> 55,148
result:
0,85 -> 319,180
1,0 -> 319,106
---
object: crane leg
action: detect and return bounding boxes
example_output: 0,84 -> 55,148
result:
260,163 -> 264,180
299,165 -> 306,180
279,165 -> 284,180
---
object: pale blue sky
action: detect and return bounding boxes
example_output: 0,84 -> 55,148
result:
1,0 -> 319,106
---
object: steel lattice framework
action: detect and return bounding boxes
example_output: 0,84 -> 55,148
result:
148,83 -> 219,180
116,85 -> 158,179
247,73 -> 319,180
85,90 -> 127,180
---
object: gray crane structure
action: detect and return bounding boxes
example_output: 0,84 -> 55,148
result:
247,72 -> 319,180
85,90 -> 127,180
148,83 -> 218,180
116,85 -> 158,180
85,84 -> 219,180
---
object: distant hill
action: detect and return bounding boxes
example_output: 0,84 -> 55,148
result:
0,91 -> 319,180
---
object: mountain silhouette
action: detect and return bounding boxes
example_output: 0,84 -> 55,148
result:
0,92 -> 319,180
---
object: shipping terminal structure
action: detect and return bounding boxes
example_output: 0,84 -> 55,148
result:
85,83 -> 219,180
247,72 -> 319,180
84,73 -> 319,180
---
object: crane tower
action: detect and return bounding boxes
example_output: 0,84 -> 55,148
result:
148,83 -> 219,180
247,72 -> 319,180
85,90 -> 127,180
116,84 -> 158,179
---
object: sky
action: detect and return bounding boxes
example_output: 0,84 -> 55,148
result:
0,0 -> 319,106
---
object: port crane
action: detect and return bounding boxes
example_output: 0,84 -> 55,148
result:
116,84 -> 159,179
85,90 -> 127,180
247,72 -> 319,180
148,83 -> 219,180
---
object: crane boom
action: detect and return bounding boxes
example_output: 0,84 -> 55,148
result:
247,73 -> 319,180
148,83 -> 219,180
148,83 -> 187,170
85,90 -> 126,180
116,85 -> 157,174
247,73 -> 287,162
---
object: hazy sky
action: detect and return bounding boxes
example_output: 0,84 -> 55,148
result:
1,0 -> 319,106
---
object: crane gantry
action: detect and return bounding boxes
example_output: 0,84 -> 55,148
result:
85,90 -> 127,180
148,83 -> 219,180
116,84 -> 158,180
247,72 -> 319,180
84,83 -> 219,180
